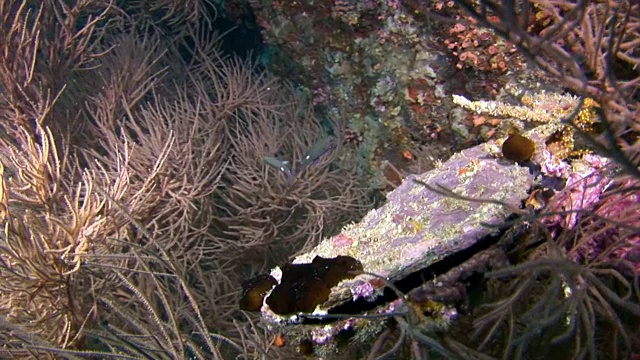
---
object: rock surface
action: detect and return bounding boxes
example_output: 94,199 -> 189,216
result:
264,138 -> 535,321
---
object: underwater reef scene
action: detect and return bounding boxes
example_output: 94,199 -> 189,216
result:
0,0 -> 638,359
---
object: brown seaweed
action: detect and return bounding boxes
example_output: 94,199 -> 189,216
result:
239,274 -> 278,311
266,255 -> 363,315
502,132 -> 535,162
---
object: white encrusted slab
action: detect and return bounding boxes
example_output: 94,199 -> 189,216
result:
263,139 -> 536,320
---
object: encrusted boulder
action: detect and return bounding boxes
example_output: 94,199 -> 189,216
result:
280,140 -> 533,311
252,136 -> 538,324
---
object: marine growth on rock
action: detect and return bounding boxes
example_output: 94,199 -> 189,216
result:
240,255 -> 363,315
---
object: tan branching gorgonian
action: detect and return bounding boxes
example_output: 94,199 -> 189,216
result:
0,0 -> 114,137
81,86 -> 226,265
0,1 -> 371,358
0,124 -> 100,348
126,0 -> 217,30
213,83 -> 369,266
0,1 -> 47,130
29,191 -> 237,359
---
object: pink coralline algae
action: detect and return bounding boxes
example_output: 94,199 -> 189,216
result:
351,280 -> 376,300
541,153 -> 639,272
595,177 -> 640,272
332,233 -> 354,249
543,156 -> 612,229
540,149 -> 570,178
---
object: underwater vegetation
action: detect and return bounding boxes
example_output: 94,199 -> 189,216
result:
467,239 -> 640,360
0,0 -> 370,358
0,0 -> 638,359
501,130 -> 535,162
237,0 -> 640,356
240,255 -> 363,315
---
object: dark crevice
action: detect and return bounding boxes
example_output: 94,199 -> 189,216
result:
299,224 -> 508,325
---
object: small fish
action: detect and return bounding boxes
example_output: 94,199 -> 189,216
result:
299,136 -> 337,171
264,137 -> 337,185
264,156 -> 295,184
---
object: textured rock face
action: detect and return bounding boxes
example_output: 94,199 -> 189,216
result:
263,140 -> 534,321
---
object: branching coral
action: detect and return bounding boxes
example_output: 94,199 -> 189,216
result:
452,91 -> 581,124
0,0 -> 114,136
0,2 -> 370,358
213,78 -> 370,265
471,239 -> 640,359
